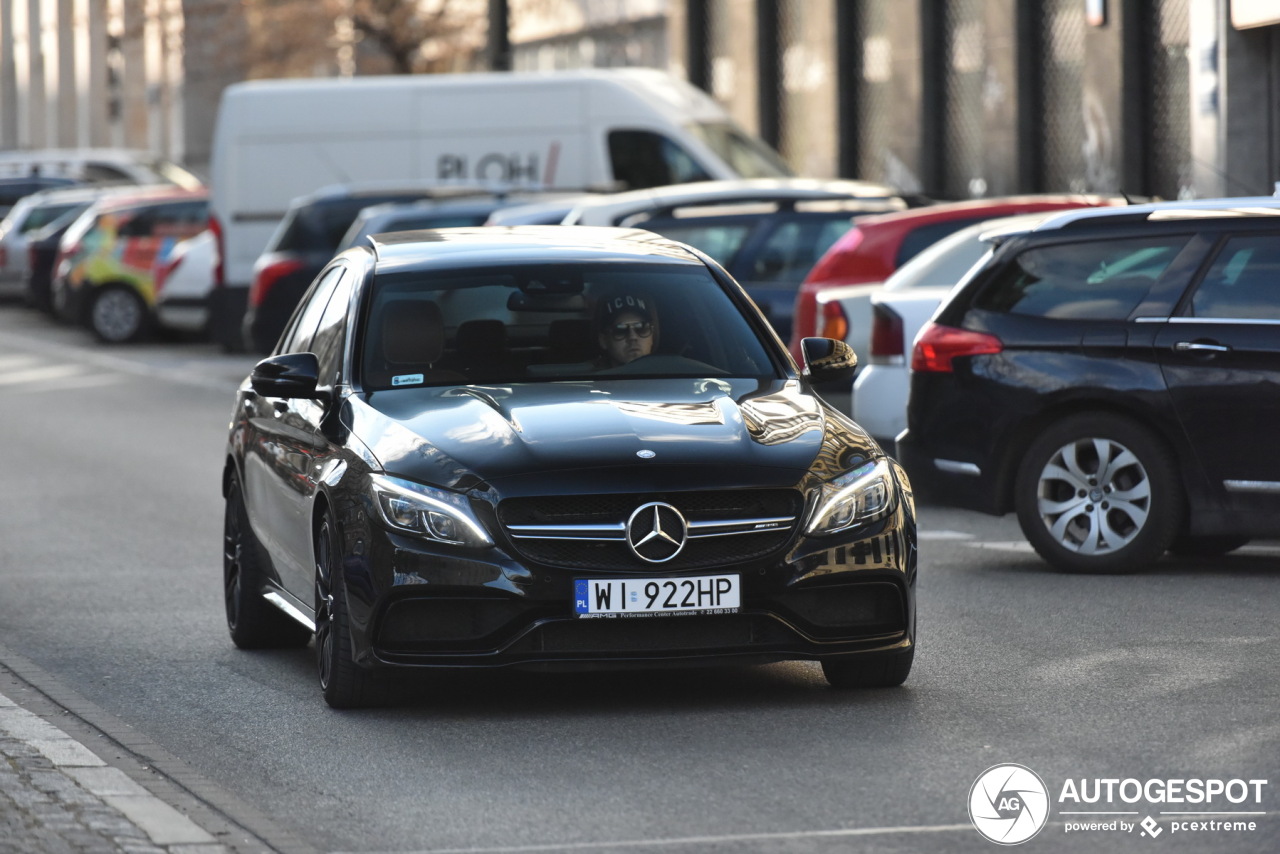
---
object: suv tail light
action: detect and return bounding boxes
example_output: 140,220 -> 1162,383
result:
818,299 -> 848,340
249,257 -> 305,308
209,214 -> 225,288
911,322 -> 1002,373
869,303 -> 905,362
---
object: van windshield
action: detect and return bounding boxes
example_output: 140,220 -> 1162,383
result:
687,122 -> 792,179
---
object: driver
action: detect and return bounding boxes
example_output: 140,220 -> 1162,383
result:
596,293 -> 657,367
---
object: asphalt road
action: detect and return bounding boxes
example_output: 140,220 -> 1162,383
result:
0,304 -> 1276,854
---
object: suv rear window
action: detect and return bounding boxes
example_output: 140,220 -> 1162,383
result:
276,193 -> 436,254
974,236 -> 1190,320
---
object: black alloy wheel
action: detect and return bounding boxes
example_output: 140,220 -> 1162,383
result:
223,472 -> 312,649
821,647 -> 914,689
1014,413 -> 1182,574
315,511 -> 377,709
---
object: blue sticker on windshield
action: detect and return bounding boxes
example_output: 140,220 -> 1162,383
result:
391,374 -> 424,387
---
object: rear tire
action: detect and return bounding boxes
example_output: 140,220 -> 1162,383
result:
315,511 -> 379,709
223,472 -> 312,649
90,285 -> 150,343
1014,413 -> 1181,574
822,648 -> 913,689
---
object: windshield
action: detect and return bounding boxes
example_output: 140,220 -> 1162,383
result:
360,261 -> 780,390
686,122 -> 792,179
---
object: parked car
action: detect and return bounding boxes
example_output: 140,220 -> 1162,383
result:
222,226 -> 917,707
843,213 -> 1069,446
334,191 -> 586,253
484,194 -> 602,226
0,185 -> 105,298
53,188 -> 208,342
898,197 -> 1280,573
0,175 -> 81,216
243,184 -> 510,353
790,195 -> 1128,362
152,229 -> 217,335
24,209 -> 87,312
0,147 -> 202,189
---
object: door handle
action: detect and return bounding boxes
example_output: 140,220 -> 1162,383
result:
1173,341 -> 1231,353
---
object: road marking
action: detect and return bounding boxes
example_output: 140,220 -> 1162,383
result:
964,540 -> 1036,552
0,364 -> 87,385
345,824 -> 976,854
918,530 -> 974,540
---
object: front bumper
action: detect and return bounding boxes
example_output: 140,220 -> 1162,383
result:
334,494 -> 918,673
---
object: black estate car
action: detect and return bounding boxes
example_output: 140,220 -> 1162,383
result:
898,199 -> 1280,574
223,227 -> 917,707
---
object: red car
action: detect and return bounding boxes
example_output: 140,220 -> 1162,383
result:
789,195 -> 1126,361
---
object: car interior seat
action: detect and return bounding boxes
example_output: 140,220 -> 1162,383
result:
366,298 -> 467,387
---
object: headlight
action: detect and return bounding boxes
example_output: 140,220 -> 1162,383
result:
368,474 -> 494,548
805,458 -> 896,536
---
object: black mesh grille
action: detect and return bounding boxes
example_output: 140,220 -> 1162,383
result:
498,489 -> 803,571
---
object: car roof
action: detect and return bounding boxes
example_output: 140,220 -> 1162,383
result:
365,226 -> 704,272
1027,195 -> 1280,231
565,178 -> 903,224
92,187 -> 208,213
845,194 -> 1127,232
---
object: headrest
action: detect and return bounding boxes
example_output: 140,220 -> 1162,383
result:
456,319 -> 507,359
381,299 -> 444,365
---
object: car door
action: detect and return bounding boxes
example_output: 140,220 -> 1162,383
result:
242,265 -> 345,589
1155,232 -> 1280,513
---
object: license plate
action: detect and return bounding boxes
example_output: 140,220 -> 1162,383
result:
574,575 -> 740,618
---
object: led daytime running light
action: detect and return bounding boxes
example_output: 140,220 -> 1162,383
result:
806,459 -> 896,535
369,474 -> 493,547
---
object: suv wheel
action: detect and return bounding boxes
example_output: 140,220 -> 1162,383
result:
1014,413 -> 1181,574
90,286 -> 150,343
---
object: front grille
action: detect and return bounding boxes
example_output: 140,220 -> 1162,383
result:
498,489 -> 803,571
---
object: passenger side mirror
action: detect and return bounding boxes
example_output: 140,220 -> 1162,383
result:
251,353 -> 322,399
801,337 -> 858,385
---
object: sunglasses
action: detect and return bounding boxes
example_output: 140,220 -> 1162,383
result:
608,320 -> 653,340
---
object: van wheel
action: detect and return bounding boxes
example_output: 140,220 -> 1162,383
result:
90,286 -> 150,343
1014,413 -> 1181,574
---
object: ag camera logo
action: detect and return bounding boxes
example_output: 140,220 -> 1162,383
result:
969,764 -> 1051,845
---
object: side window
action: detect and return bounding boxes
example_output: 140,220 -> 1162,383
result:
749,217 -> 854,284
975,236 -> 1191,320
609,130 -> 712,190
311,270 -> 355,385
82,163 -> 134,183
1189,235 -> 1280,321
279,266 -> 344,355
896,218 -> 984,267
116,209 -> 157,238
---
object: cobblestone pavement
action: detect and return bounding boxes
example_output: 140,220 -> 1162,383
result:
0,688 -> 227,854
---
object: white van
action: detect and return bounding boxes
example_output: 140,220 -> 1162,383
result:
205,68 -> 792,349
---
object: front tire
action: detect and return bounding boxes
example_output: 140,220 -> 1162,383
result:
822,648 -> 913,689
1014,413 -> 1181,574
315,511 -> 378,709
90,285 -> 150,343
223,473 -> 312,649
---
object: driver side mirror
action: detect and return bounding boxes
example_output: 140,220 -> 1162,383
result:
801,337 -> 858,385
251,353 -> 322,399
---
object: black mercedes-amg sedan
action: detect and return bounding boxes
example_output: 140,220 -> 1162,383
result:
222,227 -> 916,707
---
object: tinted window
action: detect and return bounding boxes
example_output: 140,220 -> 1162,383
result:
276,193 -> 436,254
609,131 -> 712,190
20,202 -> 84,232
361,261 -> 777,390
280,266 -> 344,355
685,122 -> 792,178
311,270 -> 355,383
639,220 -> 755,265
895,218 -> 986,268
749,217 -> 854,283
1188,235 -> 1280,321
975,236 -> 1191,320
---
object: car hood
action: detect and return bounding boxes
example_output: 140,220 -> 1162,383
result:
348,378 -> 875,494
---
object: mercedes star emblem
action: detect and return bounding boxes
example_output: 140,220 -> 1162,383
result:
625,502 -> 688,563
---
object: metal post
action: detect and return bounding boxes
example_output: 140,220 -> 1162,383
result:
756,0 -> 779,149
488,0 -> 510,71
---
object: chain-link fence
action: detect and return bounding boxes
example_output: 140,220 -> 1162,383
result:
854,0 -> 896,186
941,0 -> 987,199
1040,0 -> 1088,192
